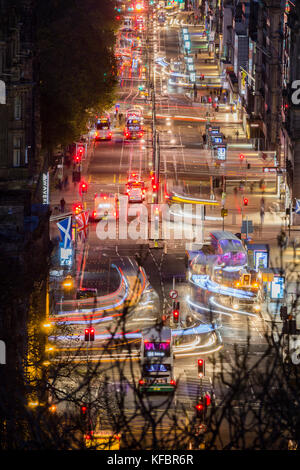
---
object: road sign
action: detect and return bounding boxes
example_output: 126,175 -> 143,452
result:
169,290 -> 178,300
241,220 -> 253,234
214,144 -> 227,161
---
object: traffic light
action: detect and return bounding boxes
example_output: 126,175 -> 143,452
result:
80,405 -> 88,419
173,308 -> 179,324
89,327 -> 95,341
79,181 -> 88,196
239,153 -> 245,161
84,327 -> 95,342
195,398 -> 204,418
77,145 -> 84,157
73,202 -> 83,215
173,301 -> 180,324
243,197 -> 249,206
198,358 -> 205,378
151,175 -> 158,191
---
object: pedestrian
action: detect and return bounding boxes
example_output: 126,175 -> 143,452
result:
63,175 -> 69,190
60,198 -> 66,213
260,206 -> 265,226
221,191 -> 226,207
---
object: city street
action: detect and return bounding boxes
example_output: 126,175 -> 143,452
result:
45,2 -> 293,450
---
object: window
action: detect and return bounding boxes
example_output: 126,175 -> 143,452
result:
14,95 -> 21,120
13,136 -> 21,167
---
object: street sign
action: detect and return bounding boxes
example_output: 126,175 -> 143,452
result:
241,220 -> 253,234
169,290 -> 178,300
214,144 -> 227,161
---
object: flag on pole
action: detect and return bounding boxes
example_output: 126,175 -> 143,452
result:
75,210 -> 89,240
57,216 -> 72,249
295,200 -> 300,214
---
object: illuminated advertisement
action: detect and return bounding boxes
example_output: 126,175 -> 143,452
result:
254,251 -> 268,270
270,276 -> 285,300
59,242 -> 73,267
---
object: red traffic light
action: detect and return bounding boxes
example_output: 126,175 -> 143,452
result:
198,358 -> 205,377
84,327 -> 95,342
81,405 -> 87,415
73,202 -> 83,215
79,181 -> 88,195
243,197 -> 249,206
173,309 -> 179,323
239,153 -> 245,160
196,403 -> 204,411
89,327 -> 95,341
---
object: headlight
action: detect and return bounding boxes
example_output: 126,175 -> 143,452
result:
254,304 -> 261,312
233,303 -> 239,310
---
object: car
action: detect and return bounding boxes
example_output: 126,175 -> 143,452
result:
126,180 -> 146,203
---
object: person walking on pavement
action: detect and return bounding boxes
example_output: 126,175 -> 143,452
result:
63,175 -> 69,190
60,197 -> 66,213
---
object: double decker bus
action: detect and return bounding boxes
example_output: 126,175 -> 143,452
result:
138,327 -> 176,393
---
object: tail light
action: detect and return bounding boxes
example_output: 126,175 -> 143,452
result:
108,132 -> 112,137
92,210 -> 96,218
142,189 -> 146,194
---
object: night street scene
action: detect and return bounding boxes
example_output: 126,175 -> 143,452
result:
1,0 -> 300,455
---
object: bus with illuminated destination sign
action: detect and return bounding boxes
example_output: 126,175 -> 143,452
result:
138,327 -> 175,393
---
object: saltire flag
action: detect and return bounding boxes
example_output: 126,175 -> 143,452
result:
57,216 -> 72,249
75,210 -> 89,240
295,200 -> 300,215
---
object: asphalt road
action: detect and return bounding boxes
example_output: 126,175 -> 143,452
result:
49,6 -> 285,448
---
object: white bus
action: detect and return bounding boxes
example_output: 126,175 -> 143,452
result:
139,327 -> 175,393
